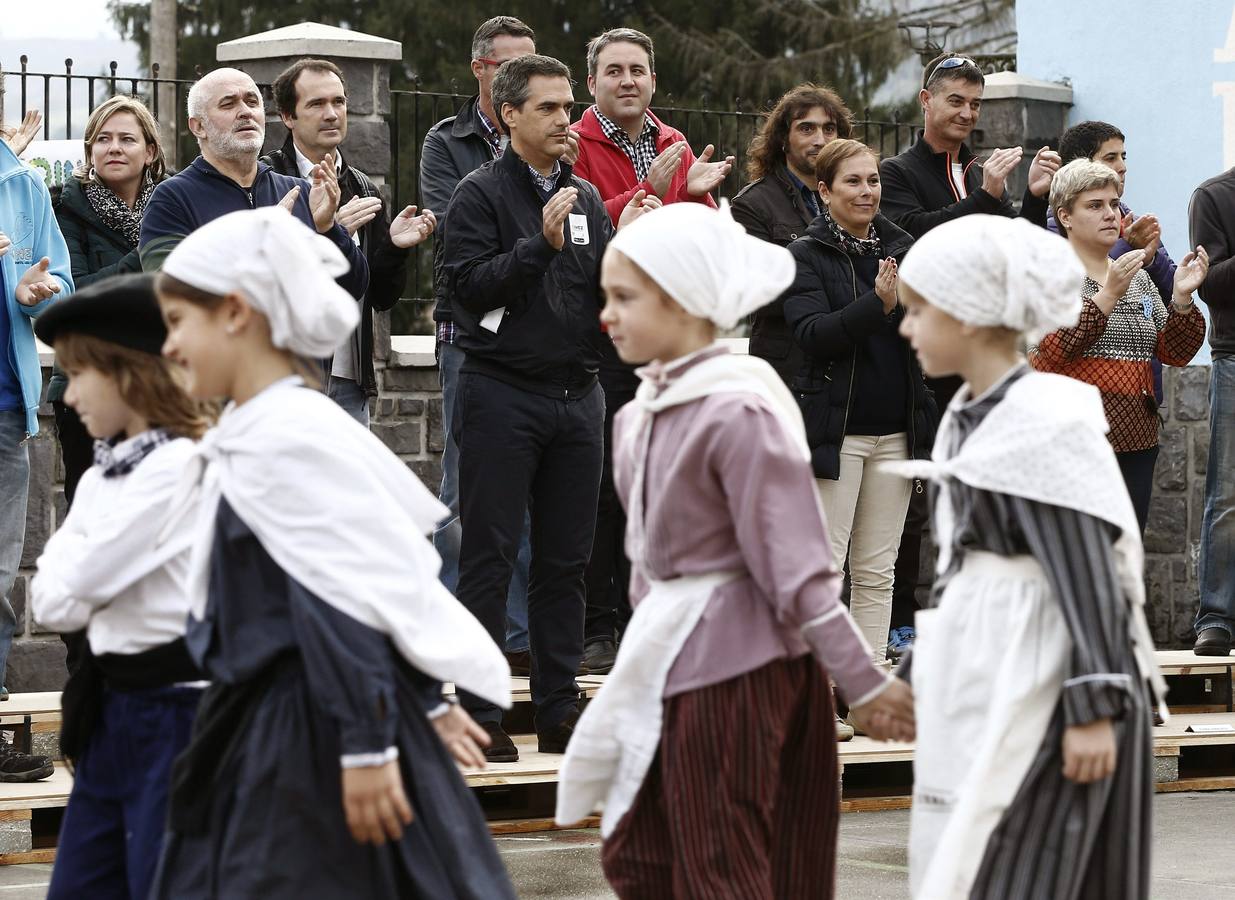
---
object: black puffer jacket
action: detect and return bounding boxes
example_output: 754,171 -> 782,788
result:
782,214 -> 937,479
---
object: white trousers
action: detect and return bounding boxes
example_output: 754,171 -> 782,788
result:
815,433 -> 912,664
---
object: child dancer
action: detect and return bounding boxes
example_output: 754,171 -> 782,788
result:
556,202 -> 915,899
31,273 -> 209,900
892,214 -> 1167,900
148,208 -> 515,899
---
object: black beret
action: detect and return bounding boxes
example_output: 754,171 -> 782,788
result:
34,273 -> 166,356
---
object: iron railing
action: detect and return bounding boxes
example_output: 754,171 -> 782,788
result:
3,60 -> 916,333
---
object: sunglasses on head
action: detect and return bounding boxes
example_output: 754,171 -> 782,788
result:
927,56 -> 978,84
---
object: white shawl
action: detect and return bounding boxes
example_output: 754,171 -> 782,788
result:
886,369 -> 1168,717
163,377 -> 511,708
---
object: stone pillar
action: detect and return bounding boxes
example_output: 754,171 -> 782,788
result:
216,22 -> 402,358
973,71 -> 1073,203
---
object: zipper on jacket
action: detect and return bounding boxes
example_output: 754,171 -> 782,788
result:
246,190 -> 254,208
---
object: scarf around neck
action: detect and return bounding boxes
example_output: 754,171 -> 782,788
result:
820,208 -> 882,257
84,173 -> 154,248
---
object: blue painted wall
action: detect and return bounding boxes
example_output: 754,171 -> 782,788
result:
1018,1 -> 1235,360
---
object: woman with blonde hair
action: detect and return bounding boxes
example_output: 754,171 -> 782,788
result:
53,94 -> 169,505
1031,158 -> 1207,532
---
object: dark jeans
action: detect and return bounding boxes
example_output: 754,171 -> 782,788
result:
584,385 -> 635,646
454,371 -> 604,730
1116,445 -> 1160,535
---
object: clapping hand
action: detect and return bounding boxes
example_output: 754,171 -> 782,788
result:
1172,245 -> 1210,303
875,257 -> 899,314
1026,146 -> 1061,199
646,141 -> 687,198
617,189 -> 662,229
15,257 -> 61,306
389,205 -> 437,249
562,130 -> 581,166
1,110 -> 42,157
308,152 -> 342,233
1123,213 -> 1161,266
542,186 -> 578,251
980,147 -> 1023,198
336,195 -> 384,236
686,144 -> 734,197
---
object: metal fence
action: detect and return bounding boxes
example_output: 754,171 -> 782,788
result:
3,59 -> 917,333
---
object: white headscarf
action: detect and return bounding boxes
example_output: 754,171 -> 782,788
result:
898,215 -> 1084,341
162,207 -> 359,357
606,201 -> 796,330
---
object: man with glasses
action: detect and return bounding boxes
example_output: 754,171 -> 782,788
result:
878,53 -> 1060,664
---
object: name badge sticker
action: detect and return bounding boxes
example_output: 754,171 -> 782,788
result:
568,213 -> 589,245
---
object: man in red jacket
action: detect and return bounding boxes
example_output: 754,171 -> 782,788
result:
569,26 -> 733,676
572,27 -> 732,225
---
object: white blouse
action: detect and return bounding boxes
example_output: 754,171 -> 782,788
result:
32,436 -> 199,656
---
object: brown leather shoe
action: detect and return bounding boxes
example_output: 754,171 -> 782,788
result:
481,720 -> 519,763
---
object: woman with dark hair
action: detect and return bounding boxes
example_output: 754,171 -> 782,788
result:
53,94 -> 168,505
783,138 -> 937,675
731,83 -> 853,384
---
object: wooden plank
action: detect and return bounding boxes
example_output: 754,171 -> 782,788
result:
488,816 -> 600,834
1155,650 -> 1234,676
0,810 -> 31,822
463,737 -> 562,787
0,767 -> 73,812
0,848 -> 56,866
0,693 -> 61,717
840,796 -> 913,813
1157,776 -> 1235,793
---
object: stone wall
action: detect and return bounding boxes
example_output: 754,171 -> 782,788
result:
13,348 -> 1214,691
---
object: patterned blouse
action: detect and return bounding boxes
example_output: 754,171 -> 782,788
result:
1029,270 -> 1205,452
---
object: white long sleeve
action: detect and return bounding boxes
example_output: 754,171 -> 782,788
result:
32,437 -> 199,653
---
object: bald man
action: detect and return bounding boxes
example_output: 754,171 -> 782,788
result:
140,67 -> 367,298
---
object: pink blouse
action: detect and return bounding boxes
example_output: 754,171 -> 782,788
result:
613,346 -> 888,705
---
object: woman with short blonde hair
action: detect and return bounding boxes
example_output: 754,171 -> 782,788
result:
1032,158 -> 1208,531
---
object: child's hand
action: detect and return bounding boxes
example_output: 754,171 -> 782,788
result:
849,676 -> 915,742
431,703 -> 490,769
1062,718 -> 1117,783
341,759 -> 414,844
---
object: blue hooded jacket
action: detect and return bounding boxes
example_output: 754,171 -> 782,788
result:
0,140 -> 73,435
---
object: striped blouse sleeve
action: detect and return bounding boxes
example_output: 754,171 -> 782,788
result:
1005,495 -> 1136,726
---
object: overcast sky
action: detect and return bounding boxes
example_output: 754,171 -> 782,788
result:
3,0 -> 126,42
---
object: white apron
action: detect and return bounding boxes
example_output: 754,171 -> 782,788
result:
909,552 -> 1069,899
555,346 -> 811,835
884,369 -> 1169,899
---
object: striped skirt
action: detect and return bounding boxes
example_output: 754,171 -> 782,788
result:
600,654 -> 839,899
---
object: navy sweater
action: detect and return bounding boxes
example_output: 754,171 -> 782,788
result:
138,156 -> 368,299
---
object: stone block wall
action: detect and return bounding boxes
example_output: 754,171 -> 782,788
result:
12,352 -> 1214,692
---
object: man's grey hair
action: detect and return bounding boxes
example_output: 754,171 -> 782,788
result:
1049,159 -> 1122,235
586,28 -> 655,78
490,55 -> 571,135
186,67 -> 256,121
471,16 -> 535,62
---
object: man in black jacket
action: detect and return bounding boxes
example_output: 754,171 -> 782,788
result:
443,54 -> 649,762
420,15 -> 538,673
876,55 -> 1060,661
264,58 -> 435,425
731,83 -> 853,385
1190,168 -> 1235,655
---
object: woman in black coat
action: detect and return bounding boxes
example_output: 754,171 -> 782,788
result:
53,95 -> 167,503
782,138 -> 937,672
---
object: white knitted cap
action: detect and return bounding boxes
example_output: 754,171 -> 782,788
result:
898,215 -> 1084,341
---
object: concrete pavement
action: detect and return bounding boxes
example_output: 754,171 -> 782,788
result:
3,793 -> 1235,897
